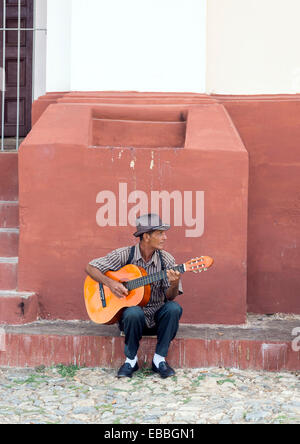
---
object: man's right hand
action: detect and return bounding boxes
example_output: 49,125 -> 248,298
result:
86,265 -> 129,299
108,280 -> 128,299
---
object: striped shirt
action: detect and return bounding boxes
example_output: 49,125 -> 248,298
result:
89,244 -> 183,328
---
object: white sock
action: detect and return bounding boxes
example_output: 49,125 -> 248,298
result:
153,353 -> 165,368
125,356 -> 137,368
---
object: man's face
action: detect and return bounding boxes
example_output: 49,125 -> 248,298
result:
146,230 -> 167,250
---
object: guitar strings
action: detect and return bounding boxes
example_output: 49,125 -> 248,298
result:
126,264 -> 185,291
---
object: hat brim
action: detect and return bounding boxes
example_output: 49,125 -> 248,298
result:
133,224 -> 170,237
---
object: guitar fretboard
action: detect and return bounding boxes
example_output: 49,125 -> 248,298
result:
125,264 -> 185,291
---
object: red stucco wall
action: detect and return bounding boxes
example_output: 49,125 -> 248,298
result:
215,96 -> 300,315
18,92 -> 300,324
18,93 -> 248,324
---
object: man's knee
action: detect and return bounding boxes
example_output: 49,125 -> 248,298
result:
123,306 -> 145,323
164,301 -> 183,318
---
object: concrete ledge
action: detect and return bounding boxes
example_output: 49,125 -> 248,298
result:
0,314 -> 299,371
0,230 -> 19,257
2,314 -> 299,341
0,291 -> 38,324
0,202 -> 19,229
0,152 -> 18,202
0,260 -> 18,290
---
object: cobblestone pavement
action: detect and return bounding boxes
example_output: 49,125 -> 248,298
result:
0,365 -> 299,424
0,365 -> 300,424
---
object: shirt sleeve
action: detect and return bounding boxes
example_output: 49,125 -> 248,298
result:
89,247 -> 130,274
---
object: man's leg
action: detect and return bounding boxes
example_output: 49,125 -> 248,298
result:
155,301 -> 183,357
152,301 -> 182,378
118,306 -> 145,377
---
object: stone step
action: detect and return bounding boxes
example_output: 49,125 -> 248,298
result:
0,152 -> 18,201
0,201 -> 19,228
0,316 -> 299,370
0,257 -> 18,290
0,229 -> 19,257
0,290 -> 38,324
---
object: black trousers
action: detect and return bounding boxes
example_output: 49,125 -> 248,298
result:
119,301 -> 183,360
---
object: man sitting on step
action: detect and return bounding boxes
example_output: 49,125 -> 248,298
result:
86,213 -> 183,379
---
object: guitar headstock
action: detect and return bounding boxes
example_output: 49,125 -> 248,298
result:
184,256 -> 214,274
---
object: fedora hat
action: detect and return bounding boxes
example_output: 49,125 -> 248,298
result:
133,213 -> 170,237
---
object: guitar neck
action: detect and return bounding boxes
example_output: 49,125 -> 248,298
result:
126,264 -> 185,291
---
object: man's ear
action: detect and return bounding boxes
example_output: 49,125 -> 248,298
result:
143,232 -> 150,242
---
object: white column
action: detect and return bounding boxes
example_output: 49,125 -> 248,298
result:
46,0 -> 72,92
70,0 -> 206,93
33,0 -> 47,100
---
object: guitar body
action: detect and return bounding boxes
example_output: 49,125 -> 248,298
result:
84,254 -> 214,325
84,264 -> 151,325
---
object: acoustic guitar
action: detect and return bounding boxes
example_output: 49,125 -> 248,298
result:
84,256 -> 214,325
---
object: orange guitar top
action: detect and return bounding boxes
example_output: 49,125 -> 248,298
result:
84,256 -> 214,325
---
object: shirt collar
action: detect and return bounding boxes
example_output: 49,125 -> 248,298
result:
134,243 -> 159,266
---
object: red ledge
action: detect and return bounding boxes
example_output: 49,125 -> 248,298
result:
212,94 -> 300,102
0,315 -> 299,371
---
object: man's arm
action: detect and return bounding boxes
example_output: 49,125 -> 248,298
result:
165,269 -> 181,301
85,264 -> 128,299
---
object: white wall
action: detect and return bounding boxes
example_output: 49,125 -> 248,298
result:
45,0 -> 300,95
33,0 -> 47,100
46,0 -> 72,92
206,0 -> 300,94
46,0 -> 207,93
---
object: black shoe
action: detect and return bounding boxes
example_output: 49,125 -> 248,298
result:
117,362 -> 139,378
152,360 -> 175,379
